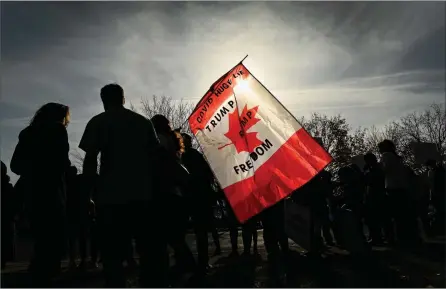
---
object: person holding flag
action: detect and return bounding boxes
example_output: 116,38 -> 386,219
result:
188,58 -> 332,224
181,132 -> 218,274
187,57 -> 333,283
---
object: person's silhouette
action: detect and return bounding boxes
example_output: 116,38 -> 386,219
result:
151,117 -> 196,278
181,133 -> 219,273
363,153 -> 388,245
427,159 -> 445,235
260,199 -> 288,286
66,167 -> 92,270
10,102 -> 71,287
79,84 -> 165,287
218,197 -> 241,256
319,171 -> 336,246
333,166 -> 370,258
379,139 -> 419,247
88,174 -> 100,268
241,217 -> 259,255
1,161 -> 16,270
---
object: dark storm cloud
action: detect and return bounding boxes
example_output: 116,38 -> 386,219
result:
396,26 -> 445,72
1,2 -> 149,60
1,1 -> 444,182
0,102 -> 33,122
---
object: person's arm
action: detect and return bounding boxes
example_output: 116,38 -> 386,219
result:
79,119 -> 100,196
83,152 -> 99,178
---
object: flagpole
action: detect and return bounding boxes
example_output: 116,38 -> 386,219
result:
177,55 -> 249,131
187,55 -> 249,121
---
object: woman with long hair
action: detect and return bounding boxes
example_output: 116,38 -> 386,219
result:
10,102 -> 71,286
150,115 -> 196,279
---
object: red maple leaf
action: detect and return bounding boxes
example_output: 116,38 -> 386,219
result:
218,104 -> 263,153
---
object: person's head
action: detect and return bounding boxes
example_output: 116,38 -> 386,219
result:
100,83 -> 125,110
338,166 -> 354,184
181,133 -> 193,149
151,114 -> 171,135
364,152 -> 378,167
30,103 -> 70,127
378,139 -> 396,155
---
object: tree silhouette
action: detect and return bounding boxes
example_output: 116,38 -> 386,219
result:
70,100 -> 444,174
300,113 -> 362,171
140,95 -> 194,132
364,103 -> 445,171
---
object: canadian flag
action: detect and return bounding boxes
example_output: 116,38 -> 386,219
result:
188,62 -> 332,223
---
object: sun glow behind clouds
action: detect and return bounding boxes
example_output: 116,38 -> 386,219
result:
1,2 -> 444,185
233,78 -> 251,95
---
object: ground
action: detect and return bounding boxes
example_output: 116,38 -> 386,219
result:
1,230 -> 445,288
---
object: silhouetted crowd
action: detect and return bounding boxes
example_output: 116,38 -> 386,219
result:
295,147 -> 445,257
1,83 -> 445,287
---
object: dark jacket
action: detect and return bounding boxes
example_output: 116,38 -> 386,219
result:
182,147 -> 216,208
10,123 -> 70,216
364,164 -> 386,204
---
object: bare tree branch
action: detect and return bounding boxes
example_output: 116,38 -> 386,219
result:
129,101 -> 138,113
301,113 -> 354,172
140,95 -> 194,132
363,103 -> 445,171
70,98 -> 444,176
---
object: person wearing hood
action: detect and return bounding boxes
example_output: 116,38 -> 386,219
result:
10,102 -> 71,286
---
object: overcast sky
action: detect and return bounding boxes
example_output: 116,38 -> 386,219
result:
1,1 -> 445,181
